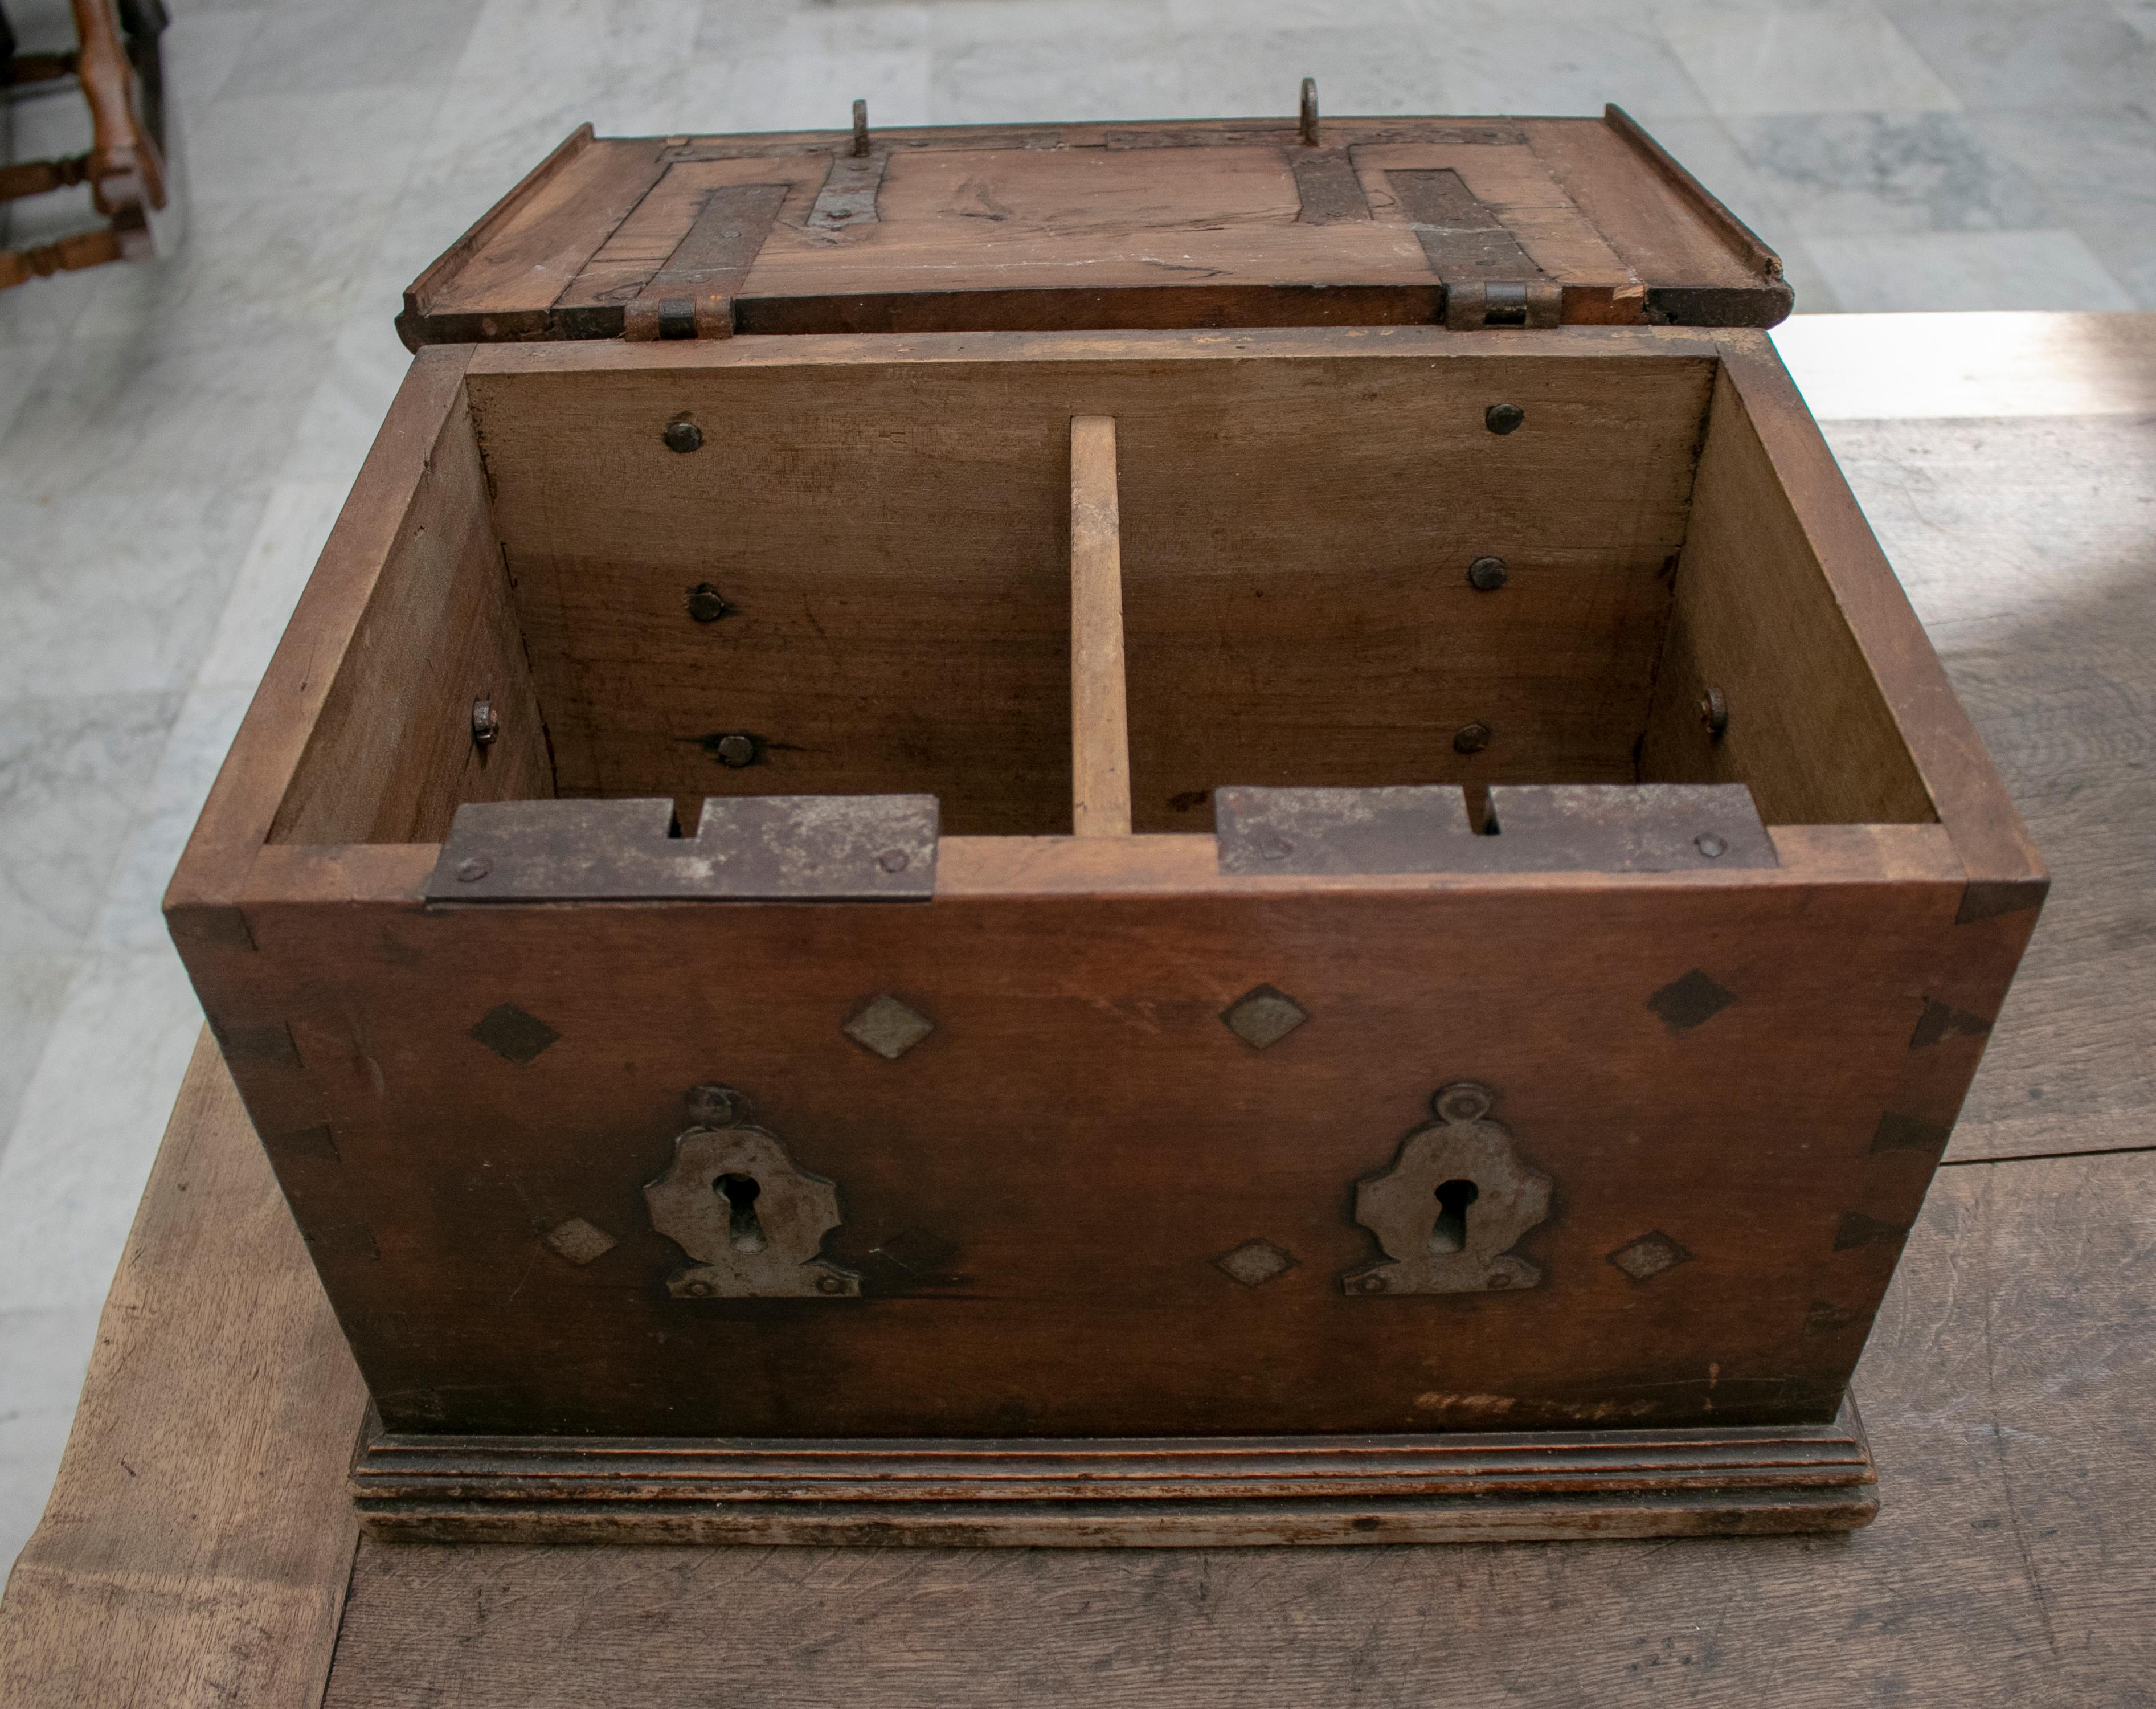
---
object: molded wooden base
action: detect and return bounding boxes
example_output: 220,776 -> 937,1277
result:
353,1396 -> 1878,1546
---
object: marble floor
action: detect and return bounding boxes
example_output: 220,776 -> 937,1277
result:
2,0 -> 2154,1577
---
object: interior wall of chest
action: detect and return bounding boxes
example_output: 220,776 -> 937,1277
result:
468,349 -> 1723,837
266,343 -> 1938,847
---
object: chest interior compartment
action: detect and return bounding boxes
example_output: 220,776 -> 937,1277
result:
265,326 -> 1937,864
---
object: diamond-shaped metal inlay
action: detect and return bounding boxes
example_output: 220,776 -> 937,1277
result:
843,993 -> 935,1061
1213,1238 -> 1298,1287
1220,984 -> 1309,1050
470,1002 -> 560,1064
542,1216 -> 617,1266
1647,968 -> 1736,1033
1606,1230 -> 1693,1283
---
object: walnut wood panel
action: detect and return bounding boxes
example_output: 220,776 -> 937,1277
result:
267,378 -> 553,845
459,330 -> 1716,835
1068,415 -> 1131,837
312,1147 -> 2156,1703
173,832 -> 2021,1440
397,117 -> 1793,346
1640,358 -> 1940,831
351,1401 -> 1877,1544
0,1037 -> 367,1709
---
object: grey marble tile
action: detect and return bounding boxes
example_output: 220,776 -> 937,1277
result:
0,693 -> 180,959
272,317 -> 418,487
1729,112 -> 2053,237
0,268 -> 96,347
1978,107 -> 2156,310
1881,0 -> 2156,110
0,946 -> 204,1311
68,191 -> 401,351
89,682 -> 256,955
1807,228 -> 2136,311
0,332 -> 326,501
222,0 -> 486,96
1656,3 -> 1959,116
2121,0 -> 2156,43
0,1303 -> 104,1581
0,483 -> 271,696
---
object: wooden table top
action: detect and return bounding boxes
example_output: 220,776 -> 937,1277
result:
1,312 -> 2150,1708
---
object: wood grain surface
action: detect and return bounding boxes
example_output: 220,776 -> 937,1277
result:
1068,414 -> 1131,837
0,1037 -> 367,1709
317,1148 -> 2156,1707
1826,410 -> 2156,1162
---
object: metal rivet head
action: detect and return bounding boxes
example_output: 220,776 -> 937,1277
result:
1433,1080 -> 1495,1123
817,1274 -> 848,1295
1485,403 -> 1525,435
1466,555 -> 1509,591
1258,836 -> 1293,861
1696,832 -> 1728,859
876,848 -> 910,874
686,1083 -> 746,1128
470,696 -> 498,749
686,583 -> 729,623
1453,721 -> 1493,755
456,857 -> 490,883
685,1279 -> 715,1298
663,419 -> 703,453
1360,1274 -> 1388,1293
1700,686 -> 1729,737
714,733 -> 756,768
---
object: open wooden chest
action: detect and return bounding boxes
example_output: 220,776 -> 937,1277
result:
169,109 -> 2044,1545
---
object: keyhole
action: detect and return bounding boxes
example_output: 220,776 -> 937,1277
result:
1430,1179 -> 1479,1253
715,1174 -> 766,1253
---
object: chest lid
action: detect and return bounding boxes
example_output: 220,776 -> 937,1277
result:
398,101 -> 1789,349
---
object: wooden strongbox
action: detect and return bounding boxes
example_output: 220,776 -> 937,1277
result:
169,105 -> 2045,1545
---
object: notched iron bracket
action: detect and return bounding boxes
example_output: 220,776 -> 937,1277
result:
426,795 -> 939,903
1214,783 -> 1776,876
1344,1081 -> 1552,1295
646,1085 -> 860,1299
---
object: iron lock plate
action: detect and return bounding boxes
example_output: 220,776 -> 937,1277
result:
1213,783 -> 1778,877
426,794 -> 939,903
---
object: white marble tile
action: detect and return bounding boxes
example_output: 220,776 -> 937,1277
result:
158,3 -> 264,111
1881,0 -> 2156,110
0,693 -> 181,958
404,66 -> 689,190
0,268 -> 97,347
1729,112 -> 2053,238
0,332 -> 326,502
0,947 -> 204,1311
272,318 -> 422,486
88,682 -> 257,956
0,339 -> 59,443
0,483 -> 271,697
930,0 -> 1184,125
69,191 -> 401,351
1807,229 -> 2137,312
185,83 -> 450,201
687,38 -> 931,136
1411,12 -> 1708,118
458,0 -> 719,81
2121,0 -> 2156,43
195,480 -> 350,692
1172,20 -> 1446,122
1656,3 -> 1959,116
0,956 -> 77,1156
1978,107 -> 2156,310
0,1303 -> 104,1581
222,0 -> 486,96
